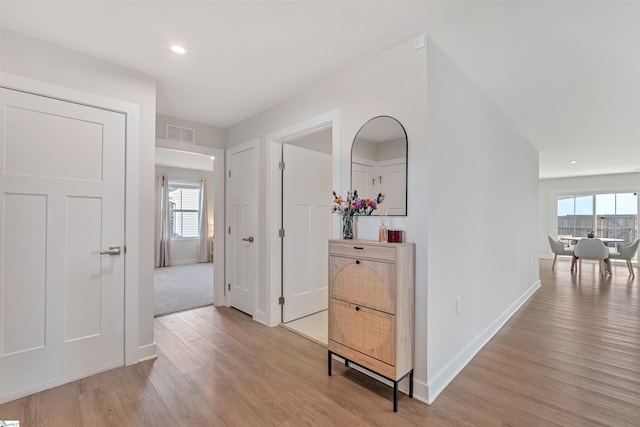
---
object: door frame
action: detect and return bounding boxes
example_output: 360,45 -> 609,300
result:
155,139 -> 226,307
265,110 -> 341,327
225,139 -> 260,315
0,72 -> 141,366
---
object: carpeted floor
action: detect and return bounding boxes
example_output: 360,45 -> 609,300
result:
154,263 -> 214,316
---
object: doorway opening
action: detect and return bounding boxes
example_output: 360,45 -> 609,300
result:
154,147 -> 215,317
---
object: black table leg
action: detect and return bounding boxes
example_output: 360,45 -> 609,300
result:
327,351 -> 332,376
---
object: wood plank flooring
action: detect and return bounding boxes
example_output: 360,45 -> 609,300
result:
1,259 -> 638,426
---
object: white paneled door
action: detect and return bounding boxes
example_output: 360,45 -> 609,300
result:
282,144 -> 332,322
226,142 -> 257,316
0,88 -> 125,402
351,162 -> 375,200
378,161 -> 407,215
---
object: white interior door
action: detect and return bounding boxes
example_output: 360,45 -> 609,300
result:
351,161 -> 375,199
226,143 -> 257,316
0,88 -> 125,401
378,161 -> 406,215
282,144 -> 332,322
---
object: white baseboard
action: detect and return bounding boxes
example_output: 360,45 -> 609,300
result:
425,279 -> 541,404
254,308 -> 271,326
137,343 -> 157,362
412,378 -> 429,405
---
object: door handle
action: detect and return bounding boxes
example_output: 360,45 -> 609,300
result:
242,237 -> 254,243
100,246 -> 121,256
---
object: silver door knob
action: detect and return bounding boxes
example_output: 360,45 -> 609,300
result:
242,237 -> 254,243
100,246 -> 121,255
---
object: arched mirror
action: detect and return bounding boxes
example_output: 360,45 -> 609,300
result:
351,116 -> 407,216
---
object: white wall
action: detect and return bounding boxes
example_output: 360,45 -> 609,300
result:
377,138 -> 406,161
0,28 -> 157,360
425,38 -> 540,400
155,165 -> 214,265
539,172 -> 640,258
288,127 -> 332,154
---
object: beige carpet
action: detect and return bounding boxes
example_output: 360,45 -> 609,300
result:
154,263 -> 214,316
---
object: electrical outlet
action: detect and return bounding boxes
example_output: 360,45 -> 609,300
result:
530,257 -> 534,268
456,297 -> 461,315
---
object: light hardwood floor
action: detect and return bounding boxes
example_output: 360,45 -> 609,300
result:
1,259 -> 638,426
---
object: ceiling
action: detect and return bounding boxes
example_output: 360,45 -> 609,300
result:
1,1 -> 638,179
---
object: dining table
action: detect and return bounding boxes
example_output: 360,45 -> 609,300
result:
569,237 -> 625,247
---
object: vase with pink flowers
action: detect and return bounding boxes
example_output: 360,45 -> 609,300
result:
331,190 -> 384,240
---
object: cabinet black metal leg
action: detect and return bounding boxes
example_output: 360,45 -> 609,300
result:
393,380 -> 399,412
328,352 -> 413,412
409,370 -> 414,398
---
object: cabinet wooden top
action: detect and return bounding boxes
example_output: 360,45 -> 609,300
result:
329,239 -> 414,248
329,240 -> 414,261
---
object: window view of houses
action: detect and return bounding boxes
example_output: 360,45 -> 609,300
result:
557,192 -> 638,250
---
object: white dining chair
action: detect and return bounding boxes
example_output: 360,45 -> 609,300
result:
547,235 -> 573,270
609,239 -> 639,277
572,238 -> 611,275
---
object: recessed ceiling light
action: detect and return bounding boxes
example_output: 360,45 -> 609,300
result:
170,44 -> 187,55
569,160 -> 578,164
210,156 -> 215,160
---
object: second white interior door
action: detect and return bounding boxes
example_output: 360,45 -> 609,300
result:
227,143 -> 257,316
282,144 -> 332,322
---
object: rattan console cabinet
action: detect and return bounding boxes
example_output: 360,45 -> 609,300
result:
327,239 -> 415,412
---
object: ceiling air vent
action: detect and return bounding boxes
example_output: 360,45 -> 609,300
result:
166,124 -> 195,143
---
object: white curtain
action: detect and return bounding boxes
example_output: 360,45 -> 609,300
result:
197,179 -> 210,263
155,175 -> 172,267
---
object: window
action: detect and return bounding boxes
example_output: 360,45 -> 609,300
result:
169,182 -> 200,238
557,194 -> 595,238
595,193 -> 638,243
556,192 -> 638,250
